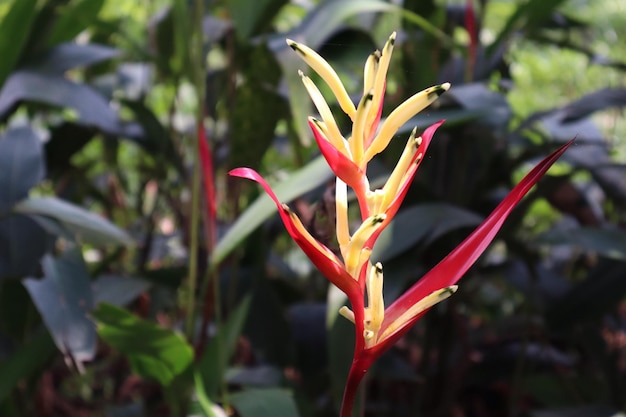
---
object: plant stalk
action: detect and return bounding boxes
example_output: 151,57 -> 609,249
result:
184,0 -> 207,342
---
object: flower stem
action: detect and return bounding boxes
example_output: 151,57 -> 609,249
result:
340,354 -> 373,417
184,0 -> 206,342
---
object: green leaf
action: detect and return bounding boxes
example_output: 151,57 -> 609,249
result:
46,0 -> 106,46
547,259 -> 626,328
23,248 -> 96,366
0,71 -> 129,134
14,196 -> 134,247
0,331 -> 56,403
488,0 -> 569,57
197,296 -> 251,399
228,0 -> 288,39
0,126 -> 44,213
24,43 -> 120,74
537,227 -> 626,260
192,373 -> 224,417
229,44 -> 287,170
211,155 -> 332,267
170,0 -> 191,77
0,0 -> 38,85
92,303 -> 193,386
522,373 -> 610,409
230,388 -> 300,417
92,275 -> 152,307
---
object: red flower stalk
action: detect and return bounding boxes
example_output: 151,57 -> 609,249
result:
230,33 -> 572,417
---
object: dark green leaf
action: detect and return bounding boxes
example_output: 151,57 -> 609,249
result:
538,227 -> 626,260
0,279 -> 35,338
92,275 -> 151,307
372,203 -> 484,262
547,259 -> 626,328
0,70 -> 132,134
230,388 -> 300,417
530,405 -> 618,417
104,403 -> 144,417
0,214 -> 49,280
46,0 -> 106,46
228,56 -> 286,169
0,126 -> 44,213
92,303 -> 193,386
122,100 -> 179,164
197,296 -> 251,399
0,0 -> 38,85
44,122 -> 95,177
445,83 -> 511,127
523,374 -> 610,409
488,0 -> 569,57
228,0 -> 288,39
170,0 -> 191,77
23,248 -> 96,366
0,331 -> 56,403
243,276 -> 293,365
226,365 -> 283,387
15,196 -> 134,247
24,43 -> 120,74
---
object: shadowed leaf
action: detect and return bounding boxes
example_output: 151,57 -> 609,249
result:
15,197 -> 134,247
23,249 -> 96,367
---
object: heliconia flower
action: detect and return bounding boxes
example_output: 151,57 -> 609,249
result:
287,32 -> 449,214
230,32 -> 573,417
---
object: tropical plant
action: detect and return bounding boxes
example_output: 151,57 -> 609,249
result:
0,0 -> 625,416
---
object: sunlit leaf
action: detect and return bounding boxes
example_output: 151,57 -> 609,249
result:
46,0 -> 106,46
92,303 -> 193,386
0,0 -> 38,85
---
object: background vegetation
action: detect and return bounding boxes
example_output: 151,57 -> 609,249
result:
0,0 -> 625,416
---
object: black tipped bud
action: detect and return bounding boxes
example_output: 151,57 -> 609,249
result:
372,215 -> 385,225
427,85 -> 448,100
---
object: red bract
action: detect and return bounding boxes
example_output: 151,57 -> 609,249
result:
198,125 -> 216,248
339,140 -> 573,417
228,168 -> 360,299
